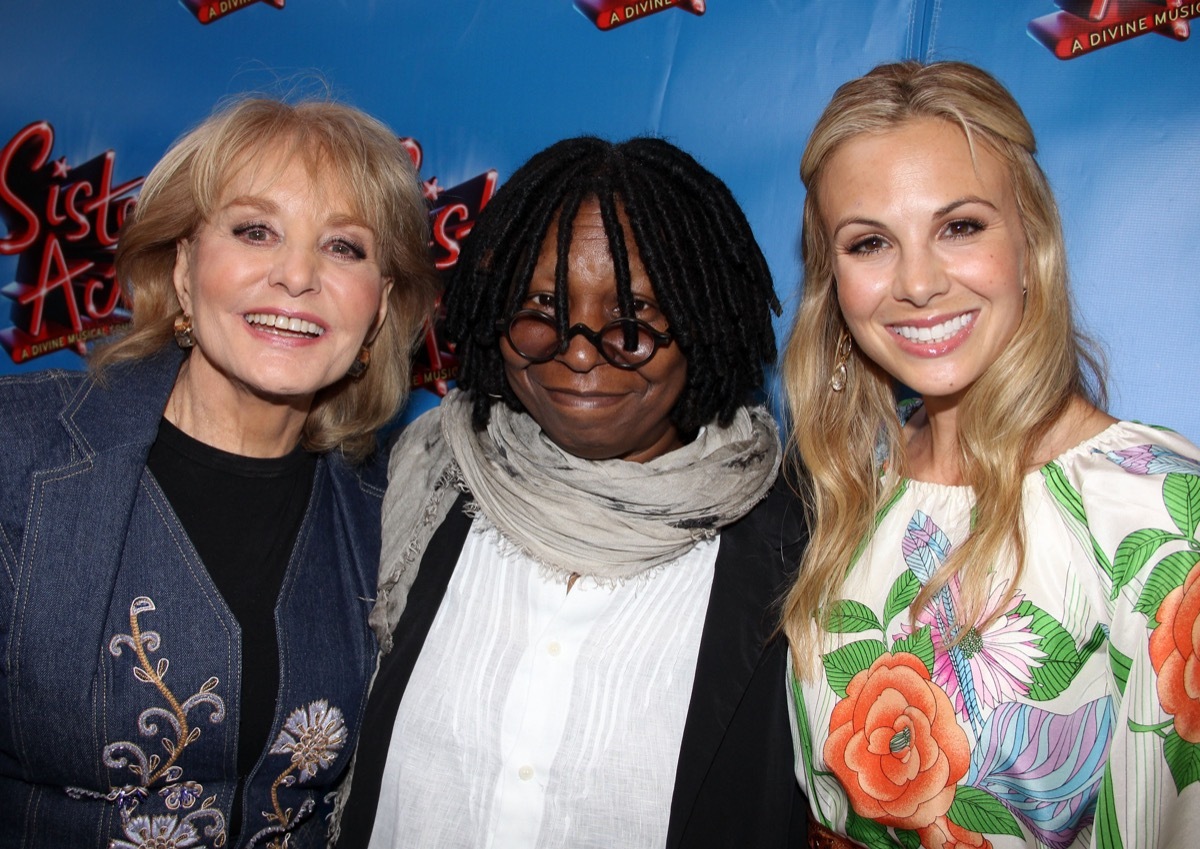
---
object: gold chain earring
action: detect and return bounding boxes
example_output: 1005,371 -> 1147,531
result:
829,329 -> 852,392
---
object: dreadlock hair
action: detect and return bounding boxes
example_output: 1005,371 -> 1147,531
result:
444,135 -> 781,436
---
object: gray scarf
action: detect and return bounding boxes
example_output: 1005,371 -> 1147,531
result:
370,390 -> 780,652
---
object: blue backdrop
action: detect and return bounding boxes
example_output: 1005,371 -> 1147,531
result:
3,1 -> 1197,438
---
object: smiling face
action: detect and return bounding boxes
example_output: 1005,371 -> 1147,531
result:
818,118 -> 1027,409
172,150 -> 392,415
500,199 -> 688,463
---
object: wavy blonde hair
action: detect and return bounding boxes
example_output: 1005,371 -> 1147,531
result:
92,97 -> 439,462
781,61 -> 1105,675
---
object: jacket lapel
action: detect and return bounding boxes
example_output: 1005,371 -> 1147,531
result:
13,352 -> 182,753
666,486 -> 797,849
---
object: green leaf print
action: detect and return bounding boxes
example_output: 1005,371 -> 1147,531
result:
1108,644 -> 1132,697
1164,472 -> 1200,538
883,570 -> 920,627
846,809 -> 903,849
947,786 -> 1025,839
827,599 -> 883,634
891,626 -> 935,676
848,480 -> 909,572
1134,550 -> 1200,620
894,829 -> 921,849
1094,763 -> 1125,849
1163,730 -> 1200,793
1016,601 -> 1106,700
1114,529 -> 1186,598
788,672 -> 824,824
822,639 -> 888,699
1041,462 -> 1114,584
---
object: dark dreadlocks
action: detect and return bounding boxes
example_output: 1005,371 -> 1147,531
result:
444,135 -> 780,434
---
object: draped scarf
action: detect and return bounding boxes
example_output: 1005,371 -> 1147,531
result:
370,390 -> 780,651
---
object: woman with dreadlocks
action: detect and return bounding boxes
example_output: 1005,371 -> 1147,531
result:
333,136 -> 808,848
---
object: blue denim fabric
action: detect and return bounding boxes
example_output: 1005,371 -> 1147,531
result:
0,350 -> 384,849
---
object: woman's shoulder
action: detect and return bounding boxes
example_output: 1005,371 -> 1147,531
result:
0,366 -> 84,403
1039,420 -> 1200,540
1047,420 -> 1200,480
0,368 -> 87,444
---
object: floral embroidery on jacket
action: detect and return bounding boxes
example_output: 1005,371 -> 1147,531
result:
253,700 -> 348,849
110,810 -> 225,849
66,596 -> 228,846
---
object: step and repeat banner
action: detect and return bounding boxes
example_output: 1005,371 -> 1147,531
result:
2,1 -> 1197,437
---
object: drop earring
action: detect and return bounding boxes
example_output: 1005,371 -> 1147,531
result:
174,314 -> 195,349
829,329 -> 852,393
346,345 -> 371,378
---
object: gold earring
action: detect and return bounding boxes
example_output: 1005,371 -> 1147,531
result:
174,314 -> 195,349
829,329 -> 852,392
346,345 -> 371,378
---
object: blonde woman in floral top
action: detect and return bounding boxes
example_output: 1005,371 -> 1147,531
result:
781,60 -> 1200,849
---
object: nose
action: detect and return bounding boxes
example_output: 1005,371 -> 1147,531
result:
556,323 -> 606,372
272,244 -> 321,297
892,245 -> 948,307
554,302 -> 608,372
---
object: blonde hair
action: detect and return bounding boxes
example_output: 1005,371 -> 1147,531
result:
92,97 -> 439,462
781,61 -> 1105,674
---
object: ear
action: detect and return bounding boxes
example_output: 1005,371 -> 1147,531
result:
172,239 -> 194,315
367,277 -> 393,343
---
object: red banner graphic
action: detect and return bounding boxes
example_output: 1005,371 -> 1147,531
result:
574,0 -> 704,31
180,0 -> 285,26
1029,0 -> 1192,58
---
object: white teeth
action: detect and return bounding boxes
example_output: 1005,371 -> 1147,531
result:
894,313 -> 971,344
244,313 -> 325,337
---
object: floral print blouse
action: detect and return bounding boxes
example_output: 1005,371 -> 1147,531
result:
789,421 -> 1200,849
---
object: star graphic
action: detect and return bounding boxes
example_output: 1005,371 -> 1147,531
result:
52,157 -> 70,179
422,177 -> 442,202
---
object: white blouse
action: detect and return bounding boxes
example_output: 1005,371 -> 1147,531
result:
368,518 -> 718,849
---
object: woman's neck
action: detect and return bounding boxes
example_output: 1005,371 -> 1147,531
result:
903,401 -> 963,485
164,358 -> 310,458
903,394 -> 1116,486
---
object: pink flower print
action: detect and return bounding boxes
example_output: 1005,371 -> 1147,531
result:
905,580 -> 1044,723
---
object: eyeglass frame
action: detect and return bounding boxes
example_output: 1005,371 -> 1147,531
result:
496,309 -> 674,370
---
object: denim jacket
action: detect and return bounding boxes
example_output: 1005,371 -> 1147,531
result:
0,350 -> 384,849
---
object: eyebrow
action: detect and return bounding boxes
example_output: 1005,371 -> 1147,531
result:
220,198 -> 372,232
831,195 -> 1000,236
223,196 -> 277,215
933,196 -> 998,217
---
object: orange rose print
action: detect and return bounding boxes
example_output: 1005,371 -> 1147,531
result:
918,815 -> 993,849
1148,560 -> 1200,743
824,652 -> 969,830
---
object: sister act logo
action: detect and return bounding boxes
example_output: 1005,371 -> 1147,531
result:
401,137 -> 499,397
0,122 -> 141,364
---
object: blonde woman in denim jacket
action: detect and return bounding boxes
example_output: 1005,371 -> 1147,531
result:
0,97 -> 436,849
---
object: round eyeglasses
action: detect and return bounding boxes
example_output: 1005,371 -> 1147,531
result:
497,309 -> 673,369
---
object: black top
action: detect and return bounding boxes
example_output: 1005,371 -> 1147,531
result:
147,418 -> 316,833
